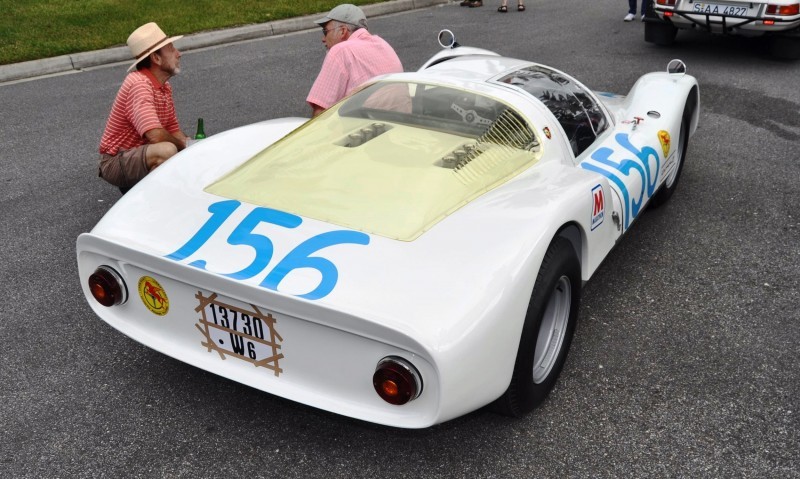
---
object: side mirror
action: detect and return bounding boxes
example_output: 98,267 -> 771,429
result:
438,29 -> 459,49
667,59 -> 687,75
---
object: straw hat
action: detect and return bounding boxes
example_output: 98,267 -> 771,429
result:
126,22 -> 183,72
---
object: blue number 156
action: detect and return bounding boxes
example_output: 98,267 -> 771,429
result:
165,200 -> 370,300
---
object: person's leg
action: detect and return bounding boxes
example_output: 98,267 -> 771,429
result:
99,145 -> 148,189
99,142 -> 178,191
624,0 -> 636,20
144,142 -> 179,171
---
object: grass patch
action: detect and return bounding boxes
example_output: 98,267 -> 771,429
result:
0,0 -> 389,65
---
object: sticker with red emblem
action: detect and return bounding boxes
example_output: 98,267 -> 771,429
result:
543,127 -> 552,139
658,130 -> 671,158
138,276 -> 169,316
591,184 -> 605,231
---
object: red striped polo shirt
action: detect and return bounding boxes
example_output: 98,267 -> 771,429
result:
99,69 -> 180,155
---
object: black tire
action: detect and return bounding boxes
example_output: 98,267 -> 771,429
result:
492,237 -> 581,416
650,92 -> 695,208
644,0 -> 657,18
644,21 -> 678,46
768,34 -> 800,60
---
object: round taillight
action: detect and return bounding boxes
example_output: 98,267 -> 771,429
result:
88,266 -> 128,307
372,357 -> 422,405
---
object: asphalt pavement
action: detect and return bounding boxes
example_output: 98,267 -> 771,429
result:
1,0 -> 798,477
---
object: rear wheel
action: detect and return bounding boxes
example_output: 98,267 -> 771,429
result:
492,237 -> 581,416
644,0 -> 657,18
767,33 -> 800,60
645,21 -> 678,46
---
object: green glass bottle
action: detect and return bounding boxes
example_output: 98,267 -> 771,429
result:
194,118 -> 206,140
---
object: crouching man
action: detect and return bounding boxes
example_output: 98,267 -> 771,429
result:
98,22 -> 190,193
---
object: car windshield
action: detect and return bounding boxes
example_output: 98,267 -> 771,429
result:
206,81 -> 542,241
497,66 -> 608,156
338,81 -> 538,144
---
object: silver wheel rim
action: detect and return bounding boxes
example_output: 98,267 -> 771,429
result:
532,275 -> 571,384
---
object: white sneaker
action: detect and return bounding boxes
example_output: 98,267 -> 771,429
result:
624,13 -> 635,21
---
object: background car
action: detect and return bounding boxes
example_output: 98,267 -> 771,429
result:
77,32 -> 699,428
644,0 -> 800,59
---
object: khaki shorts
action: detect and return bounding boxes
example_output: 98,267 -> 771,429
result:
98,144 -> 149,188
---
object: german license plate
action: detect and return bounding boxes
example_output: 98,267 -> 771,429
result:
691,2 -> 754,17
195,291 -> 284,376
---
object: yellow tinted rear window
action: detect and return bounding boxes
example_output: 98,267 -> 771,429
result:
205,82 -> 542,241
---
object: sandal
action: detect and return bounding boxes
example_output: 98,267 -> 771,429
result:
468,0 -> 482,7
498,5 -> 508,12
518,4 -> 526,11
459,0 -> 471,6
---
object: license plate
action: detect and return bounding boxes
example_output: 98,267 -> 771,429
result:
690,2 -> 755,17
195,291 -> 284,376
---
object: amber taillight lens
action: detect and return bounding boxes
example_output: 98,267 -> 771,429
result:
767,4 -> 800,15
88,266 -> 128,307
373,357 -> 422,405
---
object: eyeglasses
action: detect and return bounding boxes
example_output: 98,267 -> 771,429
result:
322,25 -> 340,36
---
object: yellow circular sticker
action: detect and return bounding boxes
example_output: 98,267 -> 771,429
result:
138,276 -> 169,316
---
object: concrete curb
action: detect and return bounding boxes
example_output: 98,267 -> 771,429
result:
0,0 -> 450,84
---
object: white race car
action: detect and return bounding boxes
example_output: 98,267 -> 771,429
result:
78,31 -> 699,428
645,0 -> 800,58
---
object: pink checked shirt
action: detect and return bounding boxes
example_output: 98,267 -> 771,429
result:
307,28 -> 403,110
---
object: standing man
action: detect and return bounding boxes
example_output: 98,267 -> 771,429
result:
307,4 -> 404,117
98,22 -> 190,192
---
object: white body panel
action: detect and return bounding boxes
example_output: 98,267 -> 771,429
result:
77,49 -> 699,428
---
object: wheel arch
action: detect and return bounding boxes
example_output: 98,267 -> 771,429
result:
686,84 -> 700,136
556,222 -> 587,283
488,225 -> 584,416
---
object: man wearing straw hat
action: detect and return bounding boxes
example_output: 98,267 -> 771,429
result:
98,22 -> 190,192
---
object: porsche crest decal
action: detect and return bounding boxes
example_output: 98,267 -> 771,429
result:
658,130 -> 671,158
138,276 -> 169,316
195,291 -> 284,377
